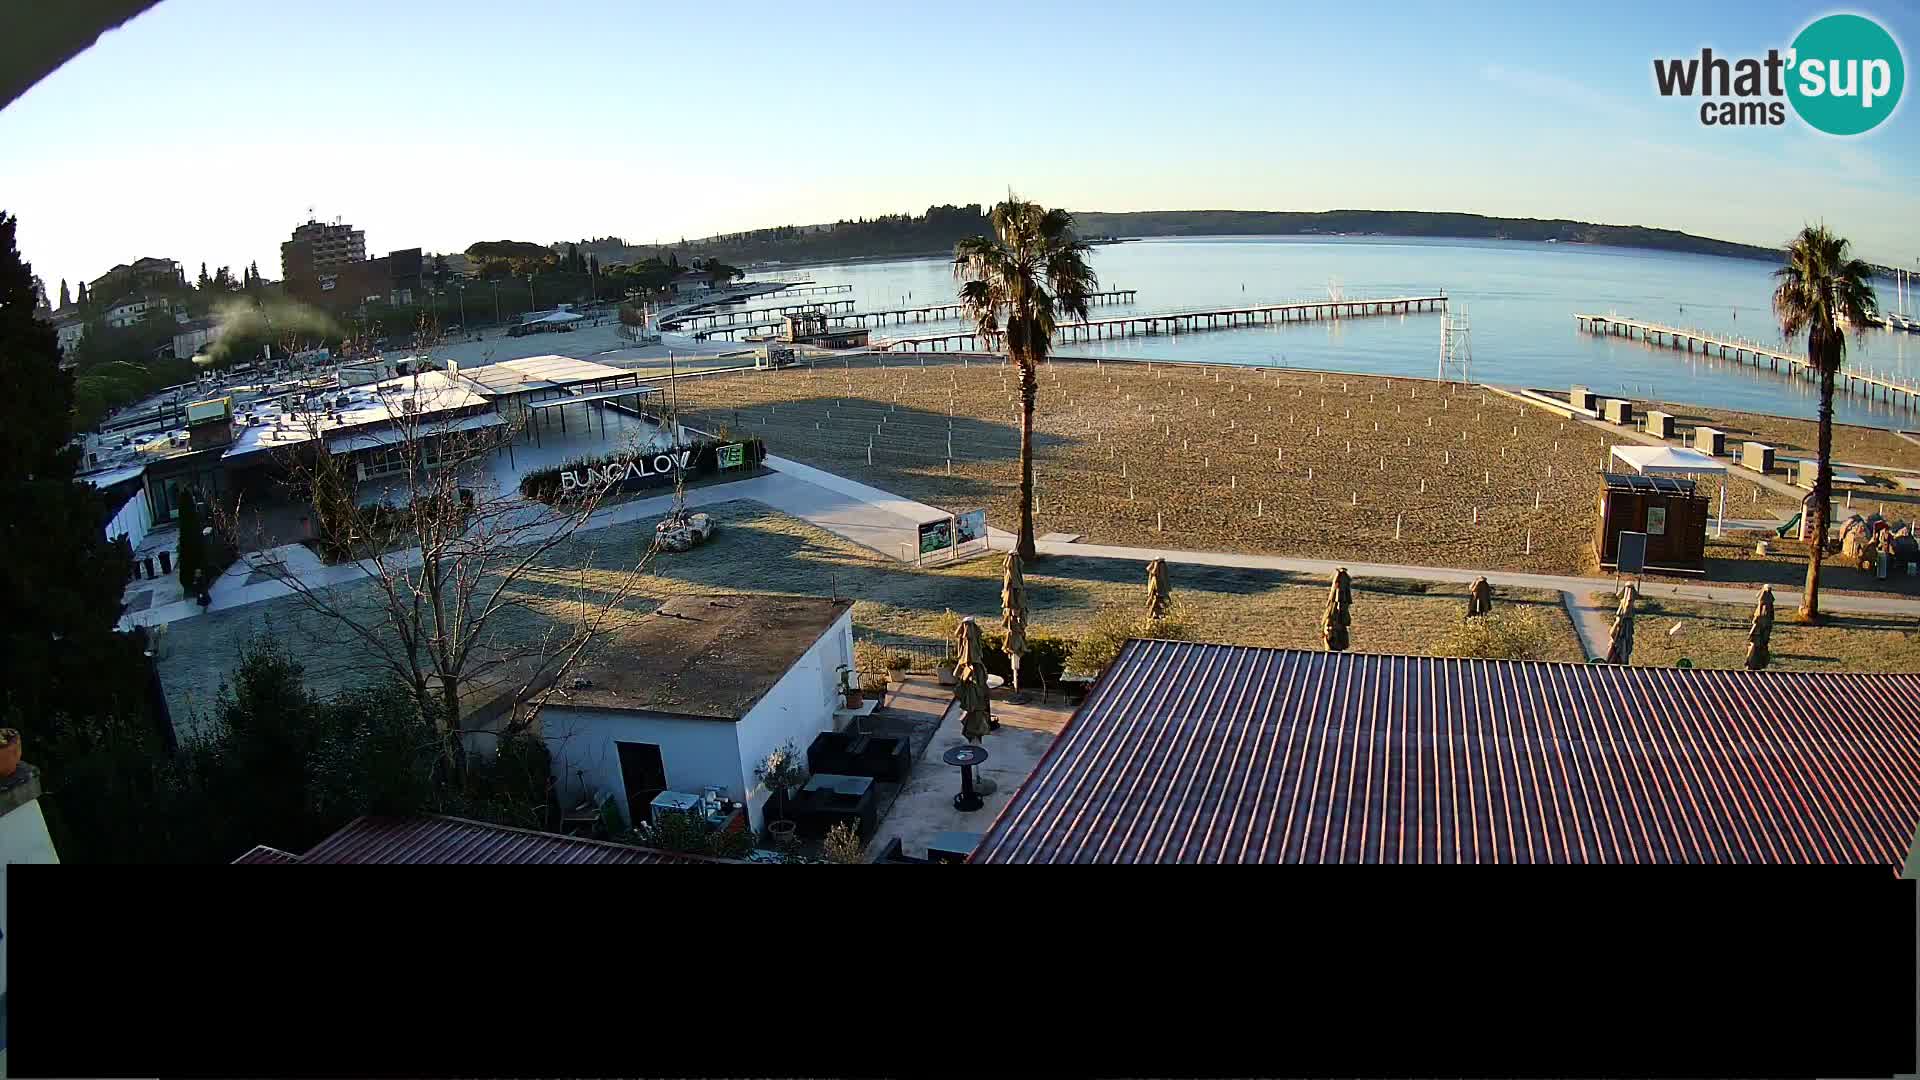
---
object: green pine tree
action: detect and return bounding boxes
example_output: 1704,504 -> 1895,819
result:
0,211 -> 136,726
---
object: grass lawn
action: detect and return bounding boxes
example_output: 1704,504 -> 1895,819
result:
1592,591 -> 1920,672
157,499 -> 1586,730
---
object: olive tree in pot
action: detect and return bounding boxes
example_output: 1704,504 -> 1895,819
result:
933,609 -> 962,686
755,739 -> 808,848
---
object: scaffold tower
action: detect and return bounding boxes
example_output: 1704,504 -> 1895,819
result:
1438,299 -> 1472,384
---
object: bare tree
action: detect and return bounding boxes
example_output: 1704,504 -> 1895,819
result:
218,318 -> 663,774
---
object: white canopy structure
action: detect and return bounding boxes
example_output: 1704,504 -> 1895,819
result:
1609,444 -> 1728,475
526,309 -> 584,325
1609,444 -> 1729,537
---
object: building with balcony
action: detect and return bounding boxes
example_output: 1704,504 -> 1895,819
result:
280,218 -> 368,281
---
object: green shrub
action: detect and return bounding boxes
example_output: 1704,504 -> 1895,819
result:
639,809 -> 749,858
980,629 -> 1076,688
1064,603 -> 1197,677
821,821 -> 865,864
1430,610 -> 1556,661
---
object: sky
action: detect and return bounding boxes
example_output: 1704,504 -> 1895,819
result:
2,0 -> 1917,292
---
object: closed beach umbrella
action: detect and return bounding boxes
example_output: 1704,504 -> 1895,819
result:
1744,584 -> 1775,671
1146,558 -> 1170,623
1001,554 -> 1029,699
1322,567 -> 1352,653
954,616 -> 993,742
1605,583 -> 1637,665
1467,576 -> 1493,617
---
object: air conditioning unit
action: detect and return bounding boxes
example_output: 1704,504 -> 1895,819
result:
649,790 -> 702,826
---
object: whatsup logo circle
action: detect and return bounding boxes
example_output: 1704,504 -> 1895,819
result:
1787,14 -> 1904,134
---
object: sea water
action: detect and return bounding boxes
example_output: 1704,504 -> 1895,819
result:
768,235 -> 1918,427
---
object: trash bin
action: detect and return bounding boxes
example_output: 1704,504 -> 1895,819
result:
1877,551 -> 1890,580
158,550 -> 172,576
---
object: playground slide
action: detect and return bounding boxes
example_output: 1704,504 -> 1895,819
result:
1775,513 -> 1801,538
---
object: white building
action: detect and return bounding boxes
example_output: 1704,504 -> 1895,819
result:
669,269 -> 716,297
541,595 -> 856,833
173,317 -> 219,360
52,311 -> 87,356
105,295 -> 171,329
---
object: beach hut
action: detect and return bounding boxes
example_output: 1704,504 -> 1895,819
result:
1594,445 -> 1724,573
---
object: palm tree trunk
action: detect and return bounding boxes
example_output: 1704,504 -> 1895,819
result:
1017,354 -> 1038,561
1801,363 -> 1836,621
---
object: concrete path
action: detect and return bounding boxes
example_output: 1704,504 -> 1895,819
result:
983,530 -> 1920,617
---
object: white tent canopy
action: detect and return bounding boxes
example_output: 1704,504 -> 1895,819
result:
1611,444 -> 1731,538
527,309 -> 584,325
1610,444 -> 1727,475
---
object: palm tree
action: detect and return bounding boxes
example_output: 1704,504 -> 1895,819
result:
1772,224 -> 1878,622
954,197 -> 1098,561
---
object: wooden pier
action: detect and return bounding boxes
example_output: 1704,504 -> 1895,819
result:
764,283 -> 853,297
877,294 -> 1445,352
664,299 -> 856,330
689,288 -> 1140,341
1574,312 -> 1920,412
826,289 -> 1136,329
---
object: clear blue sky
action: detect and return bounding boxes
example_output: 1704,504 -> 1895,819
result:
2,0 -> 1915,291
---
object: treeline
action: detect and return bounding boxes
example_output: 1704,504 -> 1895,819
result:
1067,209 -> 1785,261
679,204 -> 990,265
48,636 -> 551,863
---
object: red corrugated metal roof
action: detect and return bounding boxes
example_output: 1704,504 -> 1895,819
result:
295,815 -> 741,865
972,641 -> 1920,866
231,845 -> 302,864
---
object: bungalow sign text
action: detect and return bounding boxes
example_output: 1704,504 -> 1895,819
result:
521,437 -> 765,504
559,451 -> 692,493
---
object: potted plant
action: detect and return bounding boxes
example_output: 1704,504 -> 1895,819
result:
934,610 -> 961,686
755,740 -> 808,841
837,664 -> 863,708
0,729 -> 19,780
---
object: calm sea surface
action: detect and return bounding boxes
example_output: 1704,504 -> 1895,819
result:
758,236 -> 1920,428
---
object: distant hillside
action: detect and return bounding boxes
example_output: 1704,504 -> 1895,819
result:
678,204 -> 989,267
1069,210 -> 1784,262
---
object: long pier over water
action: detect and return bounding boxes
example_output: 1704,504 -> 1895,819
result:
686,288 -> 1138,341
1574,312 -> 1920,412
878,294 -> 1446,351
665,299 -> 857,330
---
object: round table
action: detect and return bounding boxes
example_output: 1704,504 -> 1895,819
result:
943,744 -> 991,812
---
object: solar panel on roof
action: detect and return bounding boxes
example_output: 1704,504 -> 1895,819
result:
1601,472 -> 1697,495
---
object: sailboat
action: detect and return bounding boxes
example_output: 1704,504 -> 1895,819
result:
1896,267 -> 1919,333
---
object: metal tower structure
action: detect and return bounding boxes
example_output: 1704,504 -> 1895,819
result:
1438,300 -> 1472,384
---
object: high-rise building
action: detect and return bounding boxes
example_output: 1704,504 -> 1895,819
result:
280,218 -> 367,281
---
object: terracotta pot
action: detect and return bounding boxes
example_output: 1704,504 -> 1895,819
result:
0,730 -> 20,780
843,688 -> 864,708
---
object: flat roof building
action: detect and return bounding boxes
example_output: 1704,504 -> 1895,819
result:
972,640 -> 1920,866
542,594 -> 855,833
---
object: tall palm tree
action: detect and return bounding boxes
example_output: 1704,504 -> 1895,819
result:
955,197 -> 1098,560
1773,224 -> 1877,622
